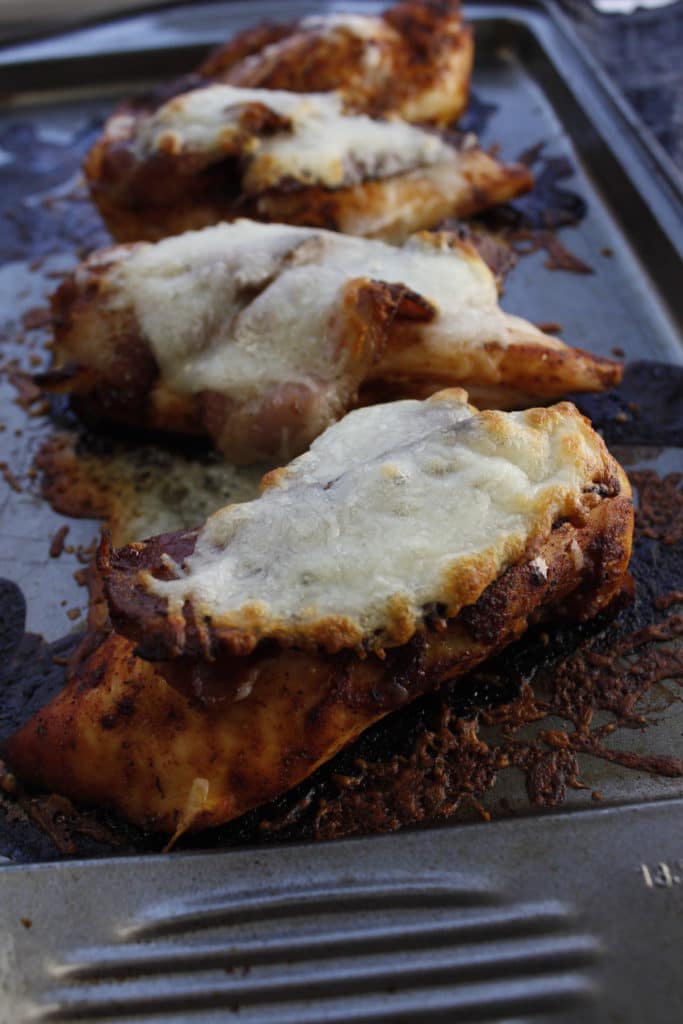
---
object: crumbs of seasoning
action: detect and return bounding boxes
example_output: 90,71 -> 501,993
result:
0,461 -> 22,493
21,306 -> 51,331
66,607 -> 82,621
20,918 -> 32,929
74,567 -> 90,586
49,524 -> 70,558
611,346 -> 625,358
631,471 -> 683,545
8,370 -> 42,409
536,321 -> 562,334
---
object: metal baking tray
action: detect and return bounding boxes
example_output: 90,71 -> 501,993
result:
0,1 -> 681,1021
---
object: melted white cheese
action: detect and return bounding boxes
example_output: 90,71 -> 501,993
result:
136,84 -> 454,190
109,220 -> 504,400
144,391 -> 609,651
299,13 -> 390,39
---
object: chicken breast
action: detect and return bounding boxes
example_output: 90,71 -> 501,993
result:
101,390 -> 631,661
6,396 -> 633,837
46,221 -> 621,463
83,83 -> 532,243
200,1 -> 474,126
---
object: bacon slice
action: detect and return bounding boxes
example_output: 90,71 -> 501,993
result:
83,83 -> 532,243
45,222 -> 621,463
200,1 -> 474,126
5,459 -> 632,836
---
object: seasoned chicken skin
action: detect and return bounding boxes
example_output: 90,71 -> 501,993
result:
199,1 -> 474,126
83,83 -> 532,243
45,222 -> 621,463
6,395 -> 633,836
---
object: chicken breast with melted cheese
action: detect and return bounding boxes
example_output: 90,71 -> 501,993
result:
6,391 -> 633,837
46,221 -> 621,464
83,83 -> 532,243
199,1 -> 474,126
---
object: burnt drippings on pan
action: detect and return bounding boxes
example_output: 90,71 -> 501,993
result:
568,362 -> 683,448
35,429 -> 263,547
0,470 -> 681,861
450,142 -> 593,281
0,579 -> 130,860
0,119 -> 109,264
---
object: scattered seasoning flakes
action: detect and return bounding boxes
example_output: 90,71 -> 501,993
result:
611,346 -> 625,358
49,524 -> 70,558
542,234 -> 593,274
66,608 -> 82,621
28,398 -> 50,418
21,306 -> 51,331
601,247 -> 613,257
631,471 -> 683,545
536,321 -> 562,334
76,541 -> 97,565
73,567 -> 90,586
20,918 -> 32,929
7,370 -> 41,409
0,461 -> 22,493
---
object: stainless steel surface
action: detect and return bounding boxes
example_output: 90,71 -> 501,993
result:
0,2 -> 681,1022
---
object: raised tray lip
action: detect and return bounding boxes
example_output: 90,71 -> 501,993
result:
0,795 -> 681,874
0,0 -> 681,869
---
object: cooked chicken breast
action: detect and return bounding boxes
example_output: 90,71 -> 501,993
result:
200,1 -> 474,126
102,390 -> 632,660
83,84 -> 532,243
46,222 -> 621,463
6,394 -> 633,837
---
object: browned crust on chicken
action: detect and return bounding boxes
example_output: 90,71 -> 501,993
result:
371,337 -> 622,399
84,141 -> 532,246
200,2 -> 473,126
248,153 -> 534,245
99,452 -> 630,664
5,489 -> 633,834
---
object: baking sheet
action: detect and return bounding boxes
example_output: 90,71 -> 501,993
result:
0,1 -> 681,1020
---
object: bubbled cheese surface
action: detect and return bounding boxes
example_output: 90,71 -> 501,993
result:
136,84 -> 454,190
108,220 -> 502,400
143,390 -> 611,652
